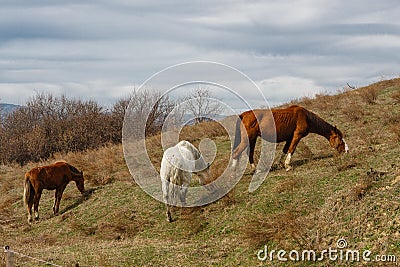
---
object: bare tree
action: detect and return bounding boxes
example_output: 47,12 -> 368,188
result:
183,87 -> 223,124
123,88 -> 177,138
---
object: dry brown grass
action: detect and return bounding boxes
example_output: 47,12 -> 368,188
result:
180,121 -> 228,142
241,208 -> 309,249
96,208 -> 147,240
180,207 -> 208,237
391,123 -> 400,141
360,86 -> 379,104
350,169 -> 386,201
391,90 -> 400,103
68,213 -> 97,236
51,144 -> 131,186
342,100 -> 365,122
274,176 -> 304,193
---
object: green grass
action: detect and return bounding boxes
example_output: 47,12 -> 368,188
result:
1,78 -> 400,266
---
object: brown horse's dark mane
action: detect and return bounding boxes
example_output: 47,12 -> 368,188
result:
304,108 -> 335,140
55,160 -> 81,177
67,164 -> 81,175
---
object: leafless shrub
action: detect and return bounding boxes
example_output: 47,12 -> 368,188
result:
183,87 -> 224,124
312,92 -> 333,110
360,87 -> 378,104
300,96 -> 313,106
124,88 -> 177,139
383,113 -> 400,126
391,90 -> 400,103
342,102 -> 364,121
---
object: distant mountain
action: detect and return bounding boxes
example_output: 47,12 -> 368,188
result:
0,103 -> 20,118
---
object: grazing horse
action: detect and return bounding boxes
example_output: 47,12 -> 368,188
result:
24,161 -> 84,223
232,105 -> 348,171
160,140 -> 210,222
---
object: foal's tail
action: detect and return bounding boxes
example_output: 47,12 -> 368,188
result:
23,173 -> 33,207
232,114 -> 243,152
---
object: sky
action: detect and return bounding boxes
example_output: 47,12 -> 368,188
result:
0,0 -> 399,108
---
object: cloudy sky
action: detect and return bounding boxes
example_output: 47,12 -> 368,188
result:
1,0 -> 399,107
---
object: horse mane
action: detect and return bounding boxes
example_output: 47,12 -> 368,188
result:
67,164 -> 81,174
178,141 -> 201,160
304,108 -> 334,139
177,140 -> 208,171
54,160 -> 81,174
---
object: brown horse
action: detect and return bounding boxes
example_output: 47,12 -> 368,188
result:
232,105 -> 348,171
24,161 -> 84,223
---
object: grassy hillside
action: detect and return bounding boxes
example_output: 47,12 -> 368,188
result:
1,79 -> 399,266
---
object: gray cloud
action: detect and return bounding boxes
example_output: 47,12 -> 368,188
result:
0,0 -> 399,106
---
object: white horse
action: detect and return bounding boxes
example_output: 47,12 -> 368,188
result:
160,140 -> 210,222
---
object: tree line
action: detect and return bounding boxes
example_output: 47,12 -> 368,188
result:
0,87 -> 222,165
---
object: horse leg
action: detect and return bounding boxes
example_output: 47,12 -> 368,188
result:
232,122 -> 254,168
179,179 -> 189,206
284,134 -> 303,171
53,190 -> 58,214
161,178 -> 169,204
166,204 -> 173,222
279,140 -> 292,168
33,189 -> 43,221
232,141 -> 248,168
27,192 -> 34,224
248,137 -> 257,172
53,187 -> 65,215
161,178 -> 173,222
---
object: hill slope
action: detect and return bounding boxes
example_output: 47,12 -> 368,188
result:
1,79 -> 399,266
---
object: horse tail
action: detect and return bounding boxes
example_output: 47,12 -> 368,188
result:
232,114 -> 243,151
23,173 -> 33,206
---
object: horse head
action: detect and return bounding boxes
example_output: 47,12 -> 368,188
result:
75,171 -> 85,193
329,126 -> 348,153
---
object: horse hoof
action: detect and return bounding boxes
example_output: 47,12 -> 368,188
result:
285,166 -> 293,172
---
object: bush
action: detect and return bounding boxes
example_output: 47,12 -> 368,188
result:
0,93 -> 117,165
360,87 -> 378,104
391,90 -> 400,103
0,89 -> 215,165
